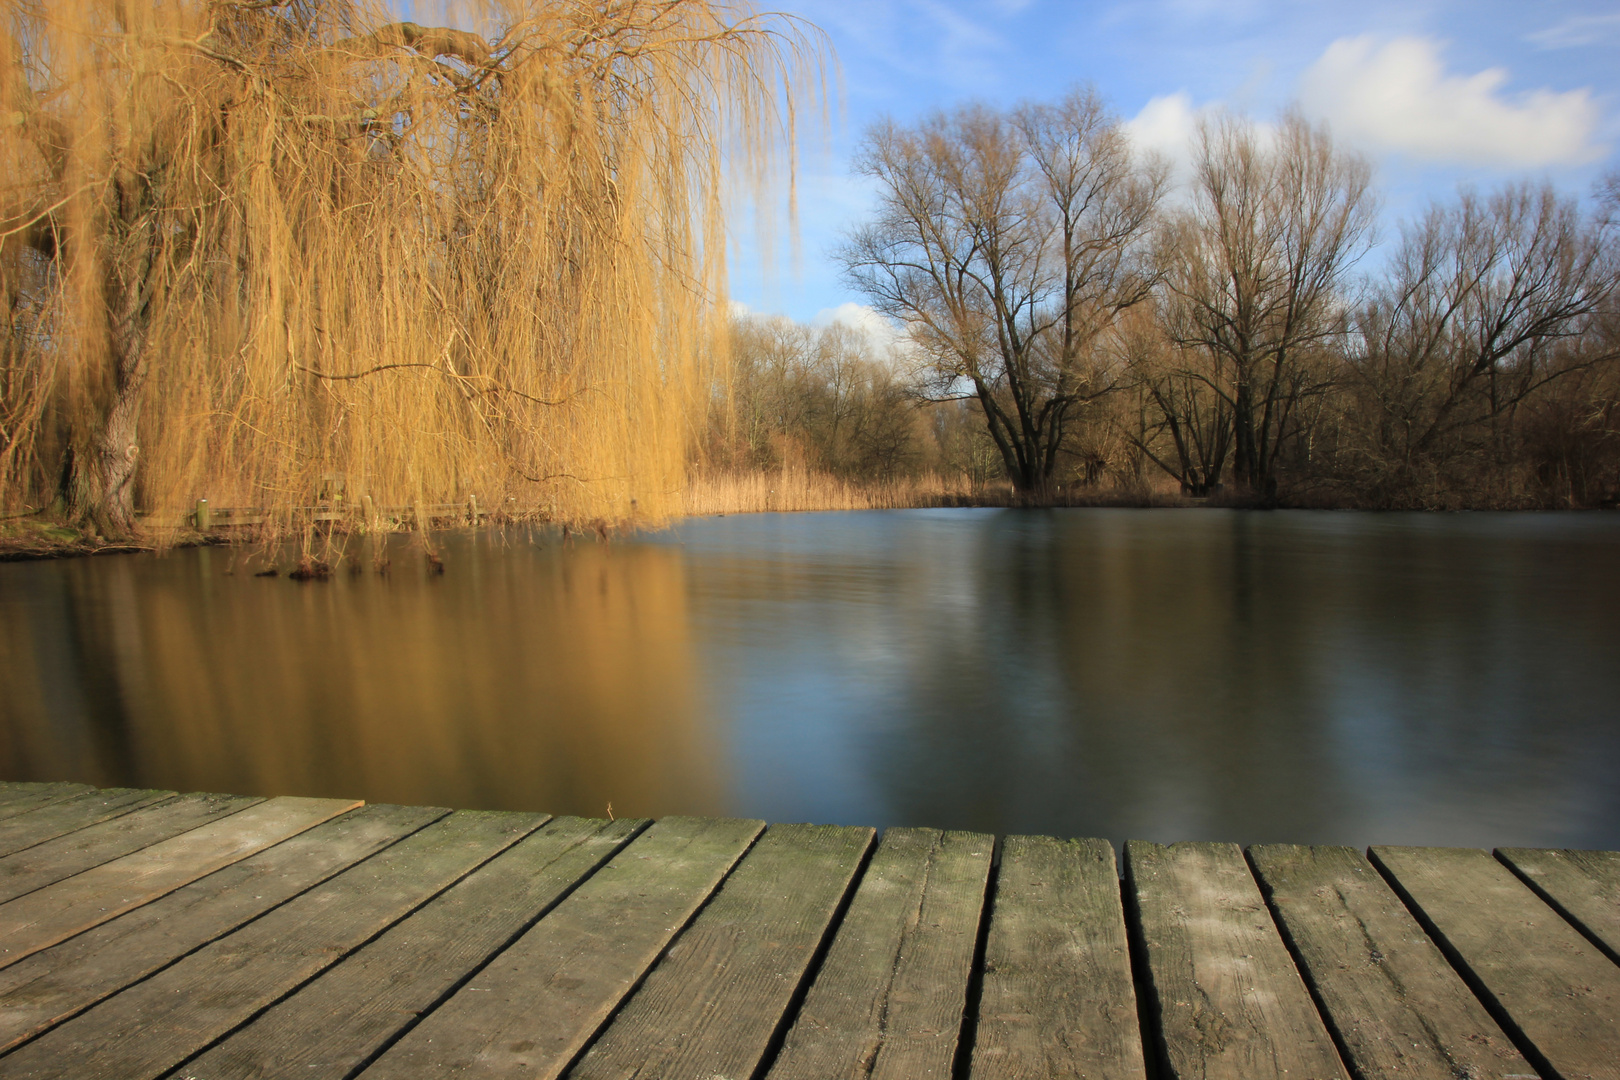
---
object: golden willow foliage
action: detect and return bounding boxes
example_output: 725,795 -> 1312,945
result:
0,0 -> 822,537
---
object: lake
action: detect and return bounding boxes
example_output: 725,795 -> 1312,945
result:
2,508 -> 1617,849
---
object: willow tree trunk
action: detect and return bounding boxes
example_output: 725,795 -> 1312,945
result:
79,334 -> 148,537
72,223 -> 157,538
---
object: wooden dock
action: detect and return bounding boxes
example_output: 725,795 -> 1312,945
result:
0,782 -> 1615,1080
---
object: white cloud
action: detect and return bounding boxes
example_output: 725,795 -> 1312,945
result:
1123,93 -> 1278,193
812,302 -> 909,355
1124,92 -> 1202,172
1528,13 -> 1620,50
1298,35 -> 1605,167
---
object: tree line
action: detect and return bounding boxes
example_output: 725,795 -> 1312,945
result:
738,89 -> 1619,509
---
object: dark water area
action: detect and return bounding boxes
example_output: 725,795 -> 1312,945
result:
2,508 -> 1618,850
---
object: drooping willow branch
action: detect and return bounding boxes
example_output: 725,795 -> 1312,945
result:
293,362 -> 591,409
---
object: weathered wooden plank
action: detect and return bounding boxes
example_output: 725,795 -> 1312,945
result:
0,793 -> 263,908
968,836 -> 1145,1080
1126,841 -> 1348,1080
0,788 -> 173,858
0,784 -> 94,822
0,803 -> 441,1055
1248,844 -> 1535,1080
568,822 -> 874,1080
0,795 -> 359,968
184,815 -> 642,1080
766,827 -> 995,1080
1372,845 -> 1620,1080
0,784 -> 63,802
360,815 -> 766,1080
1497,847 -> 1620,965
0,809 -> 541,1080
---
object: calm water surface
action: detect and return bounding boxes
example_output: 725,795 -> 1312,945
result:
2,508 -> 1617,848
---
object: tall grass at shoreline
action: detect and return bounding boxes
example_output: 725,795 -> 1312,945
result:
683,469 -> 981,515
681,468 -> 1190,516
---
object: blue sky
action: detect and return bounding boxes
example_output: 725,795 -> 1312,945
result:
729,0 -> 1620,329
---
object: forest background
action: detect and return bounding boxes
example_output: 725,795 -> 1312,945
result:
705,96 -> 1620,512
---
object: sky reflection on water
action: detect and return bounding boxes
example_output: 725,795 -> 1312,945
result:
2,508 -> 1617,849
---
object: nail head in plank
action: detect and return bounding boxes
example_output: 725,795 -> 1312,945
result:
0,788 -> 173,858
569,822 -> 874,1080
767,827 -> 995,1080
1496,847 -> 1620,965
0,809 -> 541,1080
361,814 -> 767,1080
0,792 -> 262,909
0,803 -> 443,1055
0,784 -> 95,822
969,835 -> 1146,1080
1371,845 -> 1620,1080
1126,840 -> 1349,1080
185,815 -> 642,1080
1248,844 -> 1535,1080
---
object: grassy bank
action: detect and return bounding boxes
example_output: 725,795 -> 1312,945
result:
0,472 -> 1188,561
0,515 -> 168,561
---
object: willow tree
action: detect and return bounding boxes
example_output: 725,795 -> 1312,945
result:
0,0 -> 819,537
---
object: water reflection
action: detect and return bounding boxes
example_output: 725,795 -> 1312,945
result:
2,510 -> 1617,848
668,509 -> 1620,849
0,533 -> 721,819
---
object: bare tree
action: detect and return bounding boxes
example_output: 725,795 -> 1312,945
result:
714,314 -> 930,478
1116,302 -> 1234,494
841,87 -> 1164,494
1158,111 -> 1375,501
1342,182 -> 1620,502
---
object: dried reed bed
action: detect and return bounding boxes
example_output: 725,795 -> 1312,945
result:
0,0 -> 823,541
683,468 -> 986,515
681,469 -> 1200,516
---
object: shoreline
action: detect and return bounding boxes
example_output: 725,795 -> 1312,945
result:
5,497 -> 1616,564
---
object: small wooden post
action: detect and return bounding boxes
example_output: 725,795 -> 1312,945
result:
468,494 -> 479,526
361,494 -> 376,532
194,499 -> 212,531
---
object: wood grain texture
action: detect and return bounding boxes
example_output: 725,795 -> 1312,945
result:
360,815 -> 766,1080
0,792 -> 260,908
1126,840 -> 1348,1080
1248,844 -> 1535,1080
969,835 -> 1145,1080
1496,847 -> 1620,965
0,809 -> 540,1080
0,789 -> 173,858
0,804 -> 441,1055
0,785 -> 92,821
0,795 -> 359,968
766,827 -> 994,1080
185,815 -> 643,1080
568,822 -> 874,1080
0,785 -> 65,804
1372,845 -> 1620,1080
